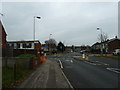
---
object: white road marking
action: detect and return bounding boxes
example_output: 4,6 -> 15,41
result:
59,66 -> 74,89
106,68 -> 120,73
71,60 -> 73,63
65,60 -> 73,63
59,60 -> 63,69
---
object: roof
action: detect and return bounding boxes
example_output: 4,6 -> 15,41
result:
7,40 -> 40,43
107,38 -> 120,43
91,42 -> 100,47
92,38 -> 120,47
0,20 -> 7,36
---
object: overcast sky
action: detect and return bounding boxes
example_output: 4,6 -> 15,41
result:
1,2 -> 118,46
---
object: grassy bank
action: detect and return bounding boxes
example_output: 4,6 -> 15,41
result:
2,67 -> 32,88
94,55 -> 120,60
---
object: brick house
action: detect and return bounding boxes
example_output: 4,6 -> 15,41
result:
107,38 -> 120,53
7,40 -> 41,50
91,37 -> 120,53
0,21 -> 7,48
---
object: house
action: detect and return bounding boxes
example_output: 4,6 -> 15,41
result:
65,46 -> 72,52
91,37 -> 120,54
0,21 -> 7,49
107,38 -> 120,53
7,40 -> 41,50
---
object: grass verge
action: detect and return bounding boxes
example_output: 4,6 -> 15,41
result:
2,67 -> 32,88
16,54 -> 36,58
94,55 -> 120,60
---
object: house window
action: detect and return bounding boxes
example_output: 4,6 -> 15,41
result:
17,43 -> 20,48
11,43 -> 14,47
32,43 -> 34,48
26,43 -> 32,48
9,43 -> 12,47
23,43 -> 26,48
14,43 -> 17,47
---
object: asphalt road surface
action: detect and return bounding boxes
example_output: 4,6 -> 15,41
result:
46,53 -> 120,88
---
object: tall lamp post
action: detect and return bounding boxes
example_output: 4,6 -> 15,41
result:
33,16 -> 41,42
33,16 -> 41,55
97,27 -> 103,54
0,13 -> 3,16
49,34 -> 52,52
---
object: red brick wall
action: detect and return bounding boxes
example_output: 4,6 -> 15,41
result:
0,22 -> 7,48
108,39 -> 120,53
2,29 -> 7,48
35,42 -> 41,51
0,22 -> 2,48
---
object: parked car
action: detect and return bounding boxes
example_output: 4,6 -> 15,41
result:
112,49 -> 120,55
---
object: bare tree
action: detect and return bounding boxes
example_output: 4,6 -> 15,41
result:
46,38 -> 57,51
98,32 -> 108,42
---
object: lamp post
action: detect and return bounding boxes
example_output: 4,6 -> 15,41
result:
33,16 -> 40,55
49,34 -> 52,40
0,13 -> 3,16
33,16 -> 41,42
49,34 -> 52,52
97,27 -> 103,55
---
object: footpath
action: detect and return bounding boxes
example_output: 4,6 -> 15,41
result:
18,59 -> 73,88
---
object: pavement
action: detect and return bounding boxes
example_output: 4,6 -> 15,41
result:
18,59 -> 73,88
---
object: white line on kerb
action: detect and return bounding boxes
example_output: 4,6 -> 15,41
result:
60,68 -> 74,89
59,60 -> 63,69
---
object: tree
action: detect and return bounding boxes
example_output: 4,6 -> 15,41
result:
98,32 -> 108,42
46,38 -> 57,51
57,42 -> 65,52
97,32 -> 108,54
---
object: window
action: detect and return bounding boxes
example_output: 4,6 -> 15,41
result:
12,43 -> 14,47
26,43 -> 32,48
17,43 -> 20,48
14,43 -> 17,47
23,43 -> 26,48
9,43 -> 12,47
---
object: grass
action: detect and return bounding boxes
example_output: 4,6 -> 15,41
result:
16,54 -> 36,58
94,55 -> 120,60
2,67 -> 31,88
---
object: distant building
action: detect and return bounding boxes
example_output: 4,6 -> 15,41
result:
0,21 -> 7,48
65,46 -> 72,52
7,40 -> 41,50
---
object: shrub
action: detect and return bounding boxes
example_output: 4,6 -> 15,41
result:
16,54 -> 36,58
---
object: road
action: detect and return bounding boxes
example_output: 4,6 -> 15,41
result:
46,53 -> 120,88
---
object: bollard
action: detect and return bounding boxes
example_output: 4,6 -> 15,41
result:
82,54 -> 85,60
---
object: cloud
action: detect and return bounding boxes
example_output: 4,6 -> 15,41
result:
2,2 -> 118,46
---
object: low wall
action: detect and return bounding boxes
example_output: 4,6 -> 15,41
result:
2,57 -> 39,69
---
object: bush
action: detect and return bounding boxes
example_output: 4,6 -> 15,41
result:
16,54 -> 36,58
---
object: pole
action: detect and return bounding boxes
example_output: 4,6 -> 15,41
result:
100,28 -> 103,55
33,16 -> 36,55
33,16 -> 35,43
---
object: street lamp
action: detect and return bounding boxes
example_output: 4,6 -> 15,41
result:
49,34 -> 52,40
49,34 -> 52,52
33,16 -> 41,42
0,13 -> 3,16
97,27 -> 103,54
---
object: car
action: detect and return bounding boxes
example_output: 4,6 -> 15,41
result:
112,49 -> 120,55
